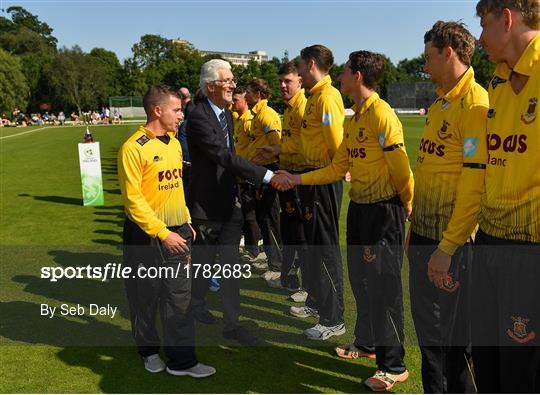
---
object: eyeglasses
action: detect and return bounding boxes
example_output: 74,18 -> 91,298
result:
212,78 -> 237,85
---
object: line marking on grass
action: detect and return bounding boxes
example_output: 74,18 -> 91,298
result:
0,123 -> 142,141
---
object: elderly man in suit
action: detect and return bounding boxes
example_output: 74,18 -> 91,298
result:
186,59 -> 289,345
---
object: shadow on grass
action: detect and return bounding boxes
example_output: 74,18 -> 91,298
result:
19,194 -> 83,206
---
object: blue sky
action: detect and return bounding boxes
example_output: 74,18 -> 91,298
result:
1,0 -> 483,64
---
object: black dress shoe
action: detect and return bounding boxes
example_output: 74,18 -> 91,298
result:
223,326 -> 260,346
194,309 -> 217,324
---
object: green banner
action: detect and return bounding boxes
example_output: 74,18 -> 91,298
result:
78,142 -> 104,206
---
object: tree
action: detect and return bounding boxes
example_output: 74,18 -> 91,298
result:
48,46 -> 108,113
0,48 -> 28,114
120,58 -> 147,96
378,55 -> 400,100
131,34 -> 172,69
396,55 -> 428,81
4,6 -> 56,47
471,44 -> 496,89
89,47 -> 123,97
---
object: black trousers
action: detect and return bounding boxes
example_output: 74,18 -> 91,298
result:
123,219 -> 197,370
278,183 -> 307,289
409,231 -> 475,393
255,163 -> 282,272
239,182 -> 262,257
346,197 -> 406,374
299,180 -> 344,326
190,206 -> 243,332
472,230 -> 540,393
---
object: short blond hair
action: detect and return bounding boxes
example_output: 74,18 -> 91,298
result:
476,0 -> 540,29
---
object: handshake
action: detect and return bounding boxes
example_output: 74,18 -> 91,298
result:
270,170 -> 301,192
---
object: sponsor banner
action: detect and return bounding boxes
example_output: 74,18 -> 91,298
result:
78,142 -> 104,206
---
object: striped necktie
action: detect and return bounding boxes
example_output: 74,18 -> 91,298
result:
218,111 -> 229,147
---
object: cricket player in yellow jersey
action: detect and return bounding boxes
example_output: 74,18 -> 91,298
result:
472,1 -> 540,392
245,79 -> 283,282
231,86 -> 262,260
407,21 -> 488,393
256,62 -> 310,300
118,85 -> 215,378
291,45 -> 346,341
278,50 -> 414,391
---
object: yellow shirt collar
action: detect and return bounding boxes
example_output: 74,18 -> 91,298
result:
352,92 -> 380,115
436,67 -> 475,102
309,75 -> 332,95
287,89 -> 305,108
251,99 -> 268,114
496,34 -> 540,78
139,126 -> 175,138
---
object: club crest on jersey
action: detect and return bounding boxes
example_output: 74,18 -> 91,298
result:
507,316 -> 536,344
356,128 -> 367,143
363,246 -> 377,263
136,135 -> 150,146
463,137 -> 478,158
153,155 -> 163,162
304,206 -> 313,221
441,99 -> 450,111
322,112 -> 332,126
441,273 -> 460,292
306,102 -> 314,115
520,97 -> 537,125
491,76 -> 507,90
487,109 -> 496,118
438,120 -> 452,140
285,201 -> 295,214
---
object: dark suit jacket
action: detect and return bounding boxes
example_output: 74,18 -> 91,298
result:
186,99 -> 267,222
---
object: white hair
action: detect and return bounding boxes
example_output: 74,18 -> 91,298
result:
199,59 -> 232,96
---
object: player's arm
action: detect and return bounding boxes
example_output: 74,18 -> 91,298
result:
117,143 -> 171,241
320,95 -> 345,158
263,111 -> 282,146
438,103 -> 488,255
377,111 -> 414,211
300,139 -> 349,185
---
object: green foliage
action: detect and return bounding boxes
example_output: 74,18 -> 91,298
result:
471,44 -> 496,89
89,48 -> 123,97
48,46 -> 109,113
0,48 -> 28,114
131,34 -> 172,69
396,55 -> 428,82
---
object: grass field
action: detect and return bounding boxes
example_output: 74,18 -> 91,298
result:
0,116 -> 426,393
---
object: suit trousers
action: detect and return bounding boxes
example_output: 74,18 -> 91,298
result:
123,219 -> 197,370
190,206 -> 243,331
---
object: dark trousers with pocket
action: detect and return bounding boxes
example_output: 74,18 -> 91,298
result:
299,180 -> 344,326
471,230 -> 540,393
346,197 -> 406,374
279,183 -> 308,289
123,218 -> 197,370
409,231 -> 476,393
255,163 -> 282,272
239,182 -> 262,257
190,206 -> 243,332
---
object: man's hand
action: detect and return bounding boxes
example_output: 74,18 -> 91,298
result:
427,247 -> 452,289
405,206 -> 413,220
162,232 -> 190,254
253,145 -> 280,164
270,170 -> 299,191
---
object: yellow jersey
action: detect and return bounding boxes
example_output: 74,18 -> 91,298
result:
118,126 -> 190,241
280,89 -> 307,171
247,99 -> 281,165
300,75 -> 345,169
479,34 -> 540,242
301,92 -> 414,208
412,68 -> 489,254
233,110 -> 253,159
